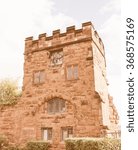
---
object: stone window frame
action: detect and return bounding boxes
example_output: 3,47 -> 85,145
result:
41,127 -> 52,141
65,64 -> 79,80
47,98 -> 66,114
33,70 -> 45,85
61,127 -> 73,141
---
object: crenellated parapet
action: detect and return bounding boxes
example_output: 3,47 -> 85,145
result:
25,21 -> 105,55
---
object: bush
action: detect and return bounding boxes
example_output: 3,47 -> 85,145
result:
7,146 -> 21,150
0,135 -> 50,150
0,135 -> 9,150
26,141 -> 50,150
65,139 -> 75,150
65,138 -> 121,150
0,135 -> 23,150
0,79 -> 21,105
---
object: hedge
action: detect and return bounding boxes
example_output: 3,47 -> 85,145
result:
6,146 -> 22,150
26,141 -> 50,150
0,136 -> 50,150
65,138 -> 121,150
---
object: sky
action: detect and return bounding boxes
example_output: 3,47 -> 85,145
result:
0,0 -> 121,114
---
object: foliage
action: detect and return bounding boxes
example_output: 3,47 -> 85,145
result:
0,135 -> 9,150
65,138 -> 121,150
0,135 -> 22,150
26,141 -> 50,150
0,79 -> 21,105
6,146 -> 22,150
0,136 -> 50,150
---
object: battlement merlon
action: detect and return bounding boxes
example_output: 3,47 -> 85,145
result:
24,21 -> 105,55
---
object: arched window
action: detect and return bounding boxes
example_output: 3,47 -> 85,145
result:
47,98 -> 65,114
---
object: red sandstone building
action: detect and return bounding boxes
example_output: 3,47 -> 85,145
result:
0,22 -> 119,150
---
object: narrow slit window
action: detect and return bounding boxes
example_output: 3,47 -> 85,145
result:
74,65 -> 78,79
67,66 -> 73,80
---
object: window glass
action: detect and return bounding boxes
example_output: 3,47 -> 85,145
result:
67,66 -> 73,80
66,65 -> 78,80
33,70 -> 45,84
40,71 -> 45,83
74,65 -> 78,79
61,127 -> 73,141
62,129 -> 68,140
34,72 -> 40,84
42,128 -> 52,141
48,98 -> 65,114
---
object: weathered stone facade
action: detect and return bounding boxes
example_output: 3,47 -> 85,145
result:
0,22 -> 119,150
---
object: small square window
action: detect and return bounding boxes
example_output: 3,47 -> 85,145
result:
33,70 -> 45,84
42,128 -> 52,141
61,127 -> 73,141
66,65 -> 78,80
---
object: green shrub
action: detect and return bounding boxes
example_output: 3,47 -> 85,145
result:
65,139 -> 75,150
0,135 -> 22,150
7,146 -> 21,150
74,140 -> 83,150
83,140 -> 99,150
0,79 -> 21,105
26,141 -> 50,150
0,135 -> 9,150
0,136 -> 50,150
8,145 -> 29,150
65,138 -> 121,150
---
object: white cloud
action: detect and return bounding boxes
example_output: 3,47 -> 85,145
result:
100,0 -> 121,14
0,0 -> 121,115
0,0 -> 76,85
99,14 -> 121,75
98,0 -> 121,114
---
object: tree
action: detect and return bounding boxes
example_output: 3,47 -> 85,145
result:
0,135 -> 9,149
0,79 -> 21,105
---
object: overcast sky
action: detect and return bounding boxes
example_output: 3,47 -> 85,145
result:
0,0 -> 121,113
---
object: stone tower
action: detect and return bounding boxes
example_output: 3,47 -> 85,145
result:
22,21 -> 119,148
0,21 -> 119,150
